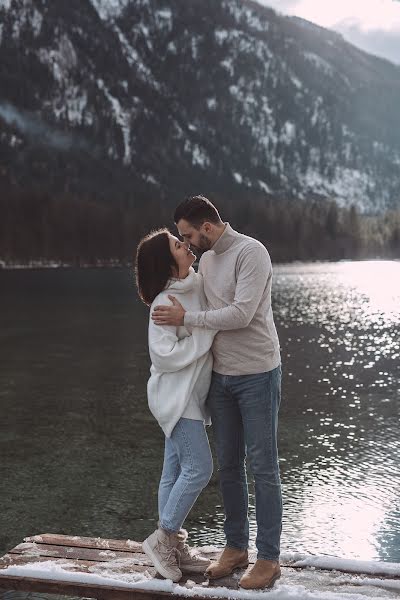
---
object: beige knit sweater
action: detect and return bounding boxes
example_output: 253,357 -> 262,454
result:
184,224 -> 281,376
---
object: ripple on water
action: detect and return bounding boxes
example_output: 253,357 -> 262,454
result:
272,261 -> 400,561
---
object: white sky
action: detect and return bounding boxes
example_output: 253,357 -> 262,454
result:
257,0 -> 400,64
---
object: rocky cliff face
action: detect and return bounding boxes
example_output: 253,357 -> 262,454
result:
1,0 -> 400,212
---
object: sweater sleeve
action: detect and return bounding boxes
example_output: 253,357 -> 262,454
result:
184,244 -> 270,331
148,315 -> 215,373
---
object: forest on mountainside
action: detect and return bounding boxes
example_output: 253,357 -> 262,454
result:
1,185 -> 399,266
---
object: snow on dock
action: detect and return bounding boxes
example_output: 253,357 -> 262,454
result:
0,534 -> 399,599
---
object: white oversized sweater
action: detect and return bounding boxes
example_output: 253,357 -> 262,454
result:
147,267 -> 216,437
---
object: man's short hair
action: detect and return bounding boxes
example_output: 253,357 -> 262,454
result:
174,195 -> 222,229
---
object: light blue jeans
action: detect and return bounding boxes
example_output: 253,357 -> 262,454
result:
207,366 -> 282,560
158,418 -> 213,533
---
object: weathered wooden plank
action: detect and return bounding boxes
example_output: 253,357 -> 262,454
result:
0,554 -> 212,600
0,555 -> 63,569
0,574 -> 186,600
21,535 -> 219,560
0,553 -> 153,575
10,542 -> 152,565
23,534 -> 143,553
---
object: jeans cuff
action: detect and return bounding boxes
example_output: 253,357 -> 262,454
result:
159,521 -> 179,534
257,554 -> 280,561
226,543 -> 248,552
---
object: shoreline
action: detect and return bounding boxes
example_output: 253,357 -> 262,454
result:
0,260 -> 126,270
1,257 -> 398,270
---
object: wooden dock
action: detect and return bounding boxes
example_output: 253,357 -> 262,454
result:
0,534 -> 399,599
0,534 -> 242,600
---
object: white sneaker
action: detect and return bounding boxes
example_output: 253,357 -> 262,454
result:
177,529 -> 210,574
142,528 -> 182,582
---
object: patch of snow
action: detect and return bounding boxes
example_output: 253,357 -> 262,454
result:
17,543 -> 51,557
304,51 -> 334,76
291,75 -> 303,89
99,550 -> 117,557
142,174 -> 158,186
155,8 -> 173,31
188,124 -> 197,132
52,85 -> 88,126
112,24 -> 160,91
226,3 -> 268,33
97,79 -> 132,164
184,141 -> 210,168
66,88 -> 87,125
244,9 -> 265,32
140,24 -> 149,37
215,29 -> 229,44
156,8 -> 172,20
221,58 -> 234,76
0,0 -> 11,9
283,552 -> 400,578
167,40 -> 177,54
206,98 -> 217,110
258,180 -> 272,193
191,37 -> 198,60
233,172 -> 243,184
112,26 -> 136,67
298,165 -> 376,211
343,141 -> 352,162
310,96 -> 323,127
173,121 -> 184,140
95,536 -> 110,549
281,121 -> 296,144
90,0 -> 129,20
38,34 -> 77,83
31,8 -> 42,36
9,3 -> 43,39
9,134 -> 22,147
2,555 -> 400,599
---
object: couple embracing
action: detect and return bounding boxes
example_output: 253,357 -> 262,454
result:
135,196 -> 282,590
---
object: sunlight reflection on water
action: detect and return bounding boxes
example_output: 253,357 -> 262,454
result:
267,260 -> 400,561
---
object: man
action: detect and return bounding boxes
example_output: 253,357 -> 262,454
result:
152,195 -> 282,589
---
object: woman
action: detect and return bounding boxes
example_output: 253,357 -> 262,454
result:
135,228 -> 215,583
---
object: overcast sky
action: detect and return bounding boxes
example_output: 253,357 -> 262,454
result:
257,0 -> 400,65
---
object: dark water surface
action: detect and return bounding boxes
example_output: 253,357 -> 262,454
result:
1,262 -> 399,562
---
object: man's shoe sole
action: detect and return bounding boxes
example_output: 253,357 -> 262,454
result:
206,560 -> 249,580
142,539 -> 182,582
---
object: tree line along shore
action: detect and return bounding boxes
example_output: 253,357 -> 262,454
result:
1,187 -> 399,266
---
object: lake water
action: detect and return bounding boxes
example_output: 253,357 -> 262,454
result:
0,261 -> 399,563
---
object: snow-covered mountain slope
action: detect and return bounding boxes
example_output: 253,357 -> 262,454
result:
1,0 -> 400,212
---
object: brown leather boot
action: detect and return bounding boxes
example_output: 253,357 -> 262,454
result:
239,559 -> 281,589
205,546 -> 249,579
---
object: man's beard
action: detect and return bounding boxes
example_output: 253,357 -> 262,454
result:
193,234 -> 212,255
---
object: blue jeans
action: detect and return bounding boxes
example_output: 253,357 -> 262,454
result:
207,366 -> 282,560
158,418 -> 213,533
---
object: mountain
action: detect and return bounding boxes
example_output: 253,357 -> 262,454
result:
1,0 -> 400,212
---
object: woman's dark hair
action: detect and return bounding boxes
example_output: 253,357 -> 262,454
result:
135,228 -> 177,306
174,195 -> 221,229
